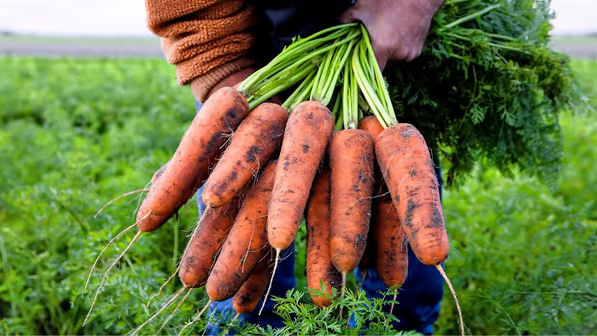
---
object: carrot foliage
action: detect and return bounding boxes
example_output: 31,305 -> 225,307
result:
385,0 -> 587,186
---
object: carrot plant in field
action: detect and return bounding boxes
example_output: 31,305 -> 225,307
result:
0,57 -> 595,335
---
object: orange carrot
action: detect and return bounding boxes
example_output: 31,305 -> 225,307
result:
137,87 -> 250,232
267,101 -> 334,251
373,195 -> 409,289
202,103 -> 288,208
262,101 -> 334,314
205,160 -> 277,302
358,116 -> 384,140
306,165 -> 342,307
374,123 -> 449,266
329,128 -> 375,296
232,260 -> 273,315
83,87 -> 248,326
375,124 -> 464,335
179,195 -> 242,288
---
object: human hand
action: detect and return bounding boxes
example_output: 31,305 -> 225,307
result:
208,67 -> 258,97
340,0 -> 445,70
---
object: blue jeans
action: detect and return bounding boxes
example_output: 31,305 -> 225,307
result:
194,100 -> 444,335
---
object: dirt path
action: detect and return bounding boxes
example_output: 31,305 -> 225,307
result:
1,39 -> 596,59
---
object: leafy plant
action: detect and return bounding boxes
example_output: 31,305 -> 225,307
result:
387,0 -> 588,187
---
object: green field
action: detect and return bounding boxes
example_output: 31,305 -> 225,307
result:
0,57 -> 595,335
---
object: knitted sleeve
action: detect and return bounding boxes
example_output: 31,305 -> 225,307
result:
145,0 -> 257,103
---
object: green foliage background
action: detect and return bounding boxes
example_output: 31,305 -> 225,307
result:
0,57 -> 595,335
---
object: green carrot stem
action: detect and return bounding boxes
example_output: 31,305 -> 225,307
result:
281,71 -> 316,111
352,42 -> 391,128
251,60 -> 313,97
288,78 -> 315,112
442,4 -> 501,29
248,62 -> 316,110
359,25 -> 396,123
243,31 -> 359,95
342,60 -> 351,130
311,47 -> 336,102
320,38 -> 358,106
239,27 -> 357,94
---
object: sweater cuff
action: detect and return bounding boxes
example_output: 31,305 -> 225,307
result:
189,57 -> 257,103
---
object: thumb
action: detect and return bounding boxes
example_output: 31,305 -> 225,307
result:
339,8 -> 359,24
373,47 -> 388,72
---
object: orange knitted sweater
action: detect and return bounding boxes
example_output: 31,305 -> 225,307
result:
145,0 -> 257,103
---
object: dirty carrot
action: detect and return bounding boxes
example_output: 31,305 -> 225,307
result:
374,123 -> 449,266
232,260 -> 273,315
137,87 -> 250,232
329,128 -> 375,299
202,103 -> 288,208
264,101 -> 334,313
373,194 -> 409,313
306,165 -> 342,307
375,123 -> 464,335
205,160 -> 276,302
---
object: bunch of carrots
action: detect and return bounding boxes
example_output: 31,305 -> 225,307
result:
85,23 -> 464,335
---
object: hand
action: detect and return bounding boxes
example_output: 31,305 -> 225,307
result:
340,0 -> 445,70
208,67 -> 257,98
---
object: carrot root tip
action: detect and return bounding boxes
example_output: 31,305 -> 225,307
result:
339,272 -> 347,319
130,286 -> 187,336
436,264 -> 465,336
178,300 -> 212,336
259,249 -> 280,316
83,230 -> 142,327
156,287 -> 193,335
84,221 -> 138,292
93,188 -> 150,219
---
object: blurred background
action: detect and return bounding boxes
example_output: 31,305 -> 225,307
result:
1,0 -> 597,57
0,0 -> 596,335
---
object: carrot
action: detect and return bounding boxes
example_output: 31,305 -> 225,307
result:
357,115 -> 384,140
306,165 -> 342,308
205,160 -> 277,302
267,101 -> 334,251
374,123 -> 449,266
263,101 -> 334,314
232,260 -> 273,315
137,86 -> 250,232
179,195 -> 242,288
329,128 -> 375,299
202,103 -> 288,208
375,123 -> 464,335
373,193 -> 409,292
83,87 -> 249,327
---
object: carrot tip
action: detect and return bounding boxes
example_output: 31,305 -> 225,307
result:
436,265 -> 465,336
259,249 -> 280,316
178,300 -> 212,336
83,230 -> 142,327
